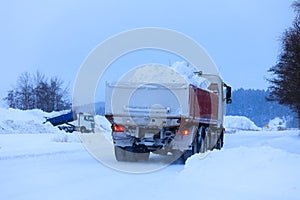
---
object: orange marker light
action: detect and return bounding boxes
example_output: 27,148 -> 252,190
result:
182,130 -> 189,135
113,124 -> 124,132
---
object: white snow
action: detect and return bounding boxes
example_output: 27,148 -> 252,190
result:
184,143 -> 300,199
0,108 -> 62,134
0,108 -> 300,200
94,115 -> 112,142
224,115 -> 262,132
123,61 -> 210,89
171,61 -> 210,89
265,117 -> 287,131
0,108 -> 108,143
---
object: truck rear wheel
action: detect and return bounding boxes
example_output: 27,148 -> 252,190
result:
114,146 -> 150,162
176,127 -> 206,164
199,126 -> 207,153
123,147 -> 137,162
114,146 -> 126,161
135,151 -> 150,161
214,130 -> 224,150
192,133 -> 200,154
133,145 -> 150,161
172,150 -> 191,164
114,146 -> 137,162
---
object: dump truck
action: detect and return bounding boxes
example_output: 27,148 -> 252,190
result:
44,111 -> 95,133
105,66 -> 231,163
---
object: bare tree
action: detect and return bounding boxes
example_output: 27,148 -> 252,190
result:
3,71 -> 71,112
15,72 -> 35,110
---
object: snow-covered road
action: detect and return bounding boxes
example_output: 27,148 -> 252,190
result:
1,130 -> 300,200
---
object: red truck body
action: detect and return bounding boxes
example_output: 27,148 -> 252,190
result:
189,85 -> 219,125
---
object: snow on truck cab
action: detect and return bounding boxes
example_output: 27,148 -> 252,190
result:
105,64 -> 232,163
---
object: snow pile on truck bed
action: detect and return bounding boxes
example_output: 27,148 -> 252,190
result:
171,61 -> 210,89
124,61 -> 210,89
224,115 -> 261,132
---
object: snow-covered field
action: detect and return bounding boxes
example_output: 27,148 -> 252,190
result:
0,108 -> 300,200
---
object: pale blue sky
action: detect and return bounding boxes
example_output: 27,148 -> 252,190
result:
0,0 -> 295,103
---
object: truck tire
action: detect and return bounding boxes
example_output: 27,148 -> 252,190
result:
114,146 -> 127,161
172,151 -> 190,165
62,127 -> 68,133
68,128 -> 74,133
114,146 -> 137,162
115,146 -> 140,162
124,150 -> 137,162
199,126 -> 207,153
182,150 -> 193,163
114,146 -> 150,162
214,131 -> 224,150
192,132 -> 200,154
80,126 -> 87,133
133,145 -> 150,161
135,151 -> 150,161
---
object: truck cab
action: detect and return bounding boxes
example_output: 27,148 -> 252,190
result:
77,112 -> 95,133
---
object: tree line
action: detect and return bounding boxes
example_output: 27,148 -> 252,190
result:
3,71 -> 71,112
226,88 -> 298,128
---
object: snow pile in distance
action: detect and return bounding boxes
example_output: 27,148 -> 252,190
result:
124,61 -> 210,89
265,117 -> 287,131
0,108 -> 113,143
0,108 -> 80,142
0,108 -> 62,134
224,115 -> 261,132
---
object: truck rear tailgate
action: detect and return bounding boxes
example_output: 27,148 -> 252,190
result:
105,82 -> 190,125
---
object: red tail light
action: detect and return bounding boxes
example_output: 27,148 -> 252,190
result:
113,124 -> 124,132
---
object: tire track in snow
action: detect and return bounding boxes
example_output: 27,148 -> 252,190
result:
0,149 -> 86,161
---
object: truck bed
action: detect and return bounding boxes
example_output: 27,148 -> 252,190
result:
105,82 -> 219,126
44,111 -> 77,126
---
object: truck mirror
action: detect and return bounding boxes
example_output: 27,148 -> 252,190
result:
224,83 -> 232,104
226,97 -> 232,104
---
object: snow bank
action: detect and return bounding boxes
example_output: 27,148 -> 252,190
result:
181,145 -> 300,200
224,115 -> 261,132
0,108 -> 113,143
51,132 -> 81,143
265,117 -> 287,131
0,108 -> 62,134
1,123 -> 300,200
0,108 -> 83,142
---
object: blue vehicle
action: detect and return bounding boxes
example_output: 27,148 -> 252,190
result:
44,111 -> 95,133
